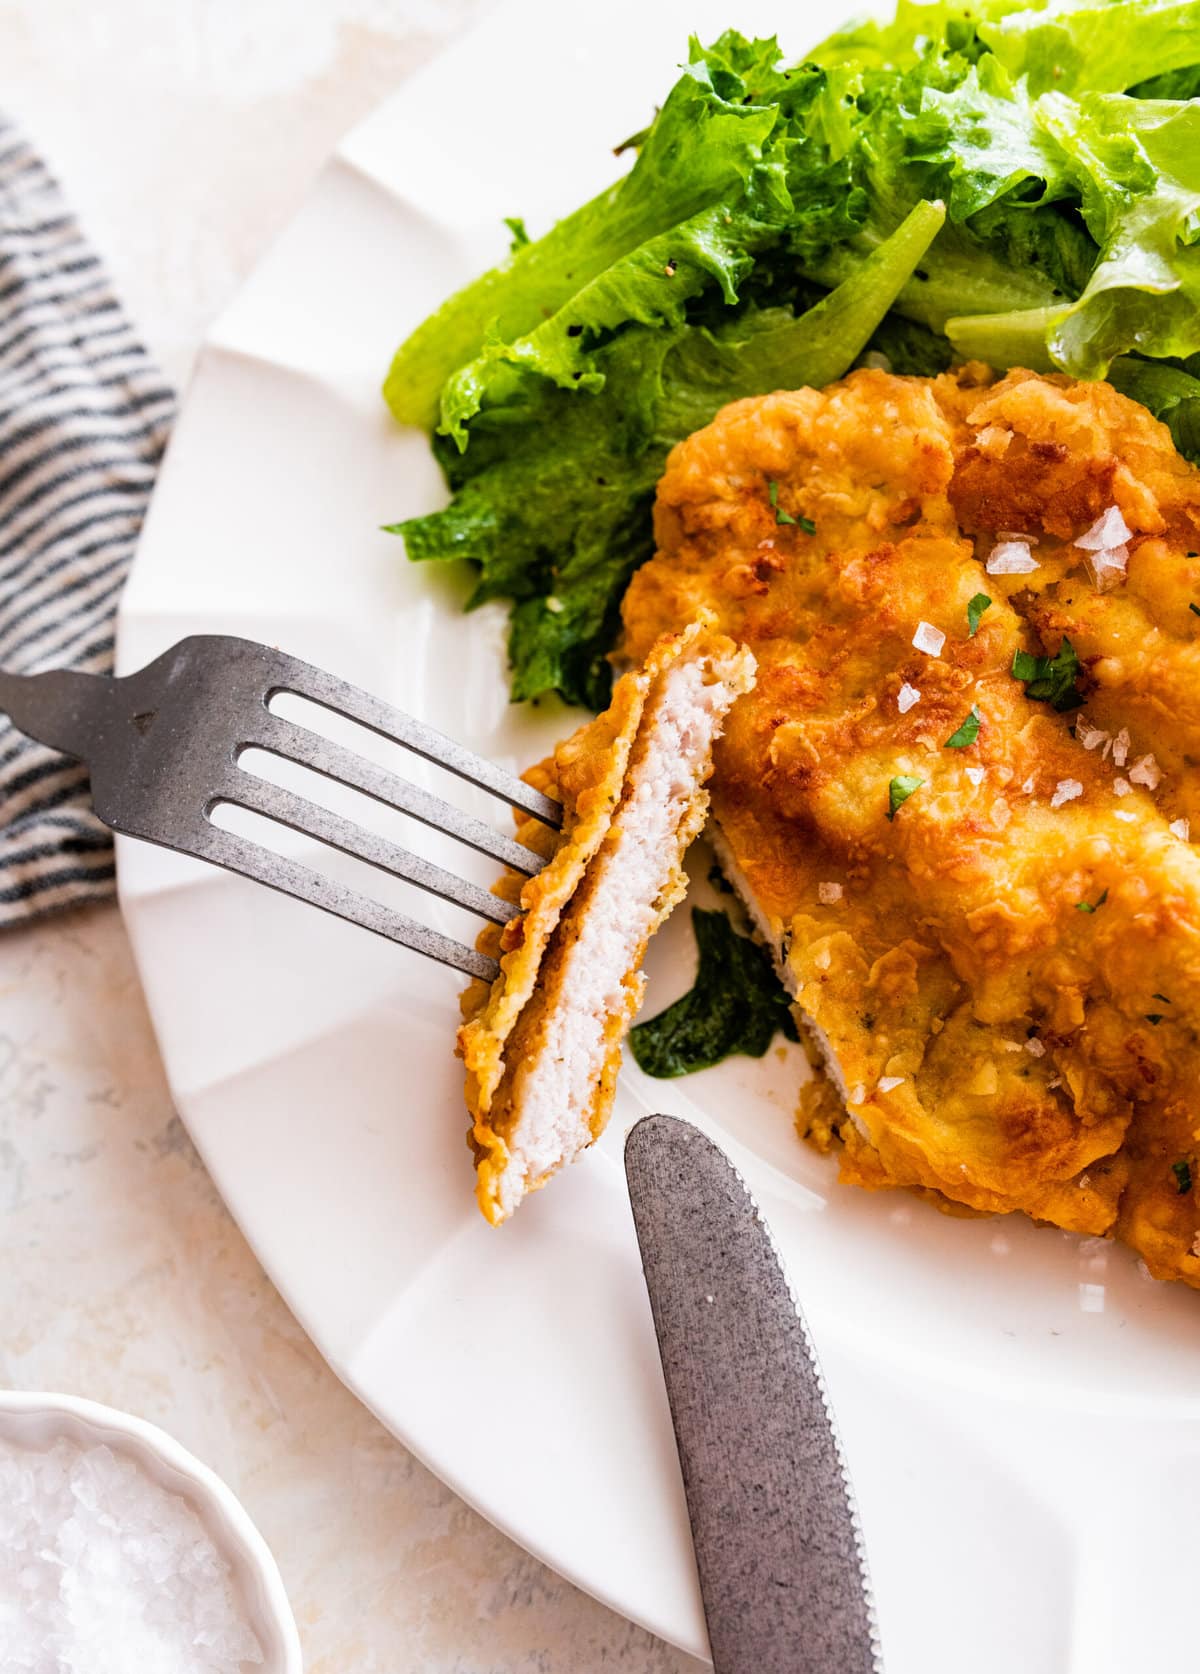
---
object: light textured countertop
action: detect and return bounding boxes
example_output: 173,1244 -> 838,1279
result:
0,5 -> 700,1669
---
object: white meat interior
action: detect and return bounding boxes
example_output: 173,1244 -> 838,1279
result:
497,657 -> 740,1216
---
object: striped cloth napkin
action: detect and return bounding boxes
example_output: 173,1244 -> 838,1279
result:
0,117 -> 173,925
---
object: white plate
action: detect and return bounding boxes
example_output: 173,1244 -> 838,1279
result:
117,3 -> 1200,1667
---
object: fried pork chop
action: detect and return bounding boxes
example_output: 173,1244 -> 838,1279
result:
460,622 -> 754,1224
622,365 -> 1200,1288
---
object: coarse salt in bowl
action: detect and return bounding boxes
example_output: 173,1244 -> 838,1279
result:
0,1391 -> 301,1674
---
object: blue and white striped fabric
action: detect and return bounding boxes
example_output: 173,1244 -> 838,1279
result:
0,117 -> 173,924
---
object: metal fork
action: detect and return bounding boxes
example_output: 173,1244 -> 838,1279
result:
0,635 -> 561,982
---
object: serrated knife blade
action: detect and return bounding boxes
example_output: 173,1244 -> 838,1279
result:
625,1114 -> 881,1674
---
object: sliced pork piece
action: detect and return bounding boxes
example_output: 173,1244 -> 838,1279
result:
459,621 -> 755,1224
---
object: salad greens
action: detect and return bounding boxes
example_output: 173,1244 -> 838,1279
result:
628,908 -> 798,1078
394,201 -> 942,707
386,0 -> 1200,706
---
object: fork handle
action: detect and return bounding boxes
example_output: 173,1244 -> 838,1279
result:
0,667 -> 117,761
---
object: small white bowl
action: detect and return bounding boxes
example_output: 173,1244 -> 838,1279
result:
0,1390 -> 302,1673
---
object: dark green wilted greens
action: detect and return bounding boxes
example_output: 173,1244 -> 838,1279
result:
629,908 -> 798,1078
385,1 -> 1200,707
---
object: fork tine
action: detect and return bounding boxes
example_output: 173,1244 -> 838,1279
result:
272,659 -> 563,830
191,821 -> 501,982
253,715 -> 547,877
223,774 -> 521,927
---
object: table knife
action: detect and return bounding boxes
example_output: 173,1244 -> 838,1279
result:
625,1114 -> 881,1674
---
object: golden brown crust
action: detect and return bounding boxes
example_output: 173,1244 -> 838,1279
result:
624,364 -> 1200,1287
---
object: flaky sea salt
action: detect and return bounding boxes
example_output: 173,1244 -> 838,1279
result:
0,1437 -> 263,1674
877,1075 -> 905,1093
912,621 -> 945,656
1171,818 -> 1191,841
1111,727 -> 1131,767
817,881 -> 843,904
897,682 -> 921,713
1075,506 -> 1131,550
1074,508 -> 1132,589
1075,719 -> 1109,752
1050,778 -> 1083,808
985,539 -> 1039,575
1024,1037 -> 1046,1058
1129,753 -> 1161,789
1084,544 -> 1129,590
965,765 -> 985,787
1113,777 -> 1132,797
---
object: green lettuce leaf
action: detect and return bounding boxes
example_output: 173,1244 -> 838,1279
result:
437,172 -> 792,448
1107,353 -> 1200,460
801,52 -> 1076,331
950,93 -> 1200,375
895,58 -> 1072,218
431,56 -> 869,446
1130,62 -> 1200,99
392,201 -> 944,705
1043,94 -> 1200,374
384,51 -> 781,429
658,198 -> 945,435
980,0 -> 1200,95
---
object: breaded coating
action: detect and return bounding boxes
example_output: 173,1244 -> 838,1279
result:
622,365 -> 1200,1287
460,622 -> 755,1224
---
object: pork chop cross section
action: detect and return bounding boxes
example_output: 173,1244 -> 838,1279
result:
460,624 -> 755,1224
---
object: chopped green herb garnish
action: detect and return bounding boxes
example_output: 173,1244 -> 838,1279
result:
629,908 -> 797,1077
1075,888 -> 1109,913
1172,1159 -> 1193,1194
502,216 -> 530,251
1191,603 -> 1200,618
768,479 -> 797,526
944,706 -> 981,749
1011,638 -> 1085,712
966,593 -> 991,637
887,774 -> 924,820
1145,1014 -> 1165,1025
796,514 -> 817,535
